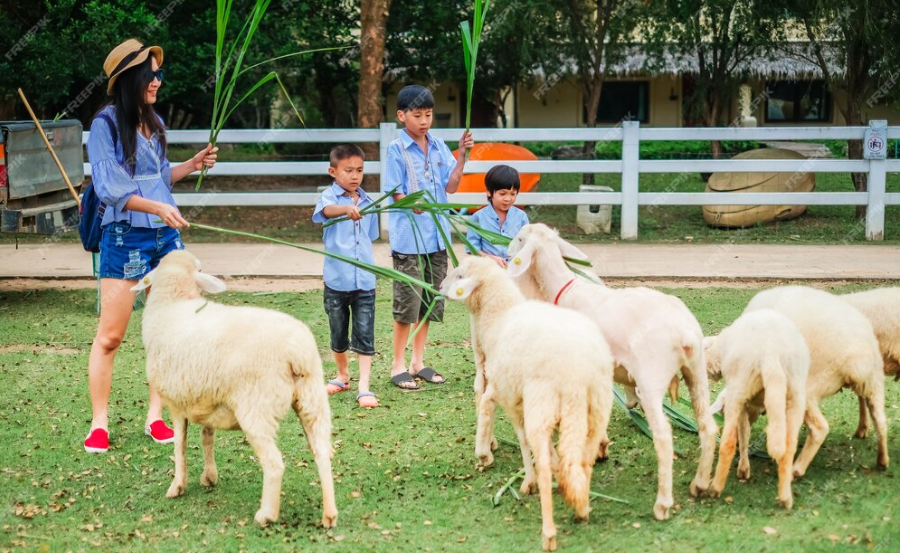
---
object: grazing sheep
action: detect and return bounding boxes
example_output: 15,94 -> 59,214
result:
704,309 -> 809,509
131,250 -> 337,528
441,256 -> 613,551
745,286 -> 888,476
840,288 -> 900,439
506,223 -> 717,521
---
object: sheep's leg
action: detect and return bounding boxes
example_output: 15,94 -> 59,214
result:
475,385 -> 498,469
854,396 -> 869,439
239,422 -> 285,526
681,362 -> 717,498
863,386 -> 890,470
624,384 -> 640,409
736,411 -> 752,481
534,433 -> 557,551
472,334 -> 497,452
640,390 -> 674,521
709,402 -> 742,498
200,426 -> 218,487
293,399 -> 338,528
509,409 -> 537,495
793,400 -> 829,478
166,416 -> 188,499
779,399 -> 805,510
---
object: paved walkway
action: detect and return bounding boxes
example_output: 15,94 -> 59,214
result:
1,243 -> 898,281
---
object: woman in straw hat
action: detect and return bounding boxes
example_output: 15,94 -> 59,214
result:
83,39 -> 218,453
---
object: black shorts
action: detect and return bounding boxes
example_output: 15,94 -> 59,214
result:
323,286 -> 376,355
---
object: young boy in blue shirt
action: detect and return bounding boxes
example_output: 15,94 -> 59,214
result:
468,165 -> 530,268
313,144 -> 380,408
383,85 -> 474,390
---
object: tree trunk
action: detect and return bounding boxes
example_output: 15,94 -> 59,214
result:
708,92 -> 723,159
357,0 -> 392,186
844,100 -> 867,218
581,79 -> 603,185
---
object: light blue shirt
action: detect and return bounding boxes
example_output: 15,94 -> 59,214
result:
86,105 -> 175,228
468,204 -> 530,260
382,130 -> 457,254
312,183 -> 379,292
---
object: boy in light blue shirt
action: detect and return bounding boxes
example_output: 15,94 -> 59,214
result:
468,165 -> 530,267
313,144 -> 380,408
382,85 -> 474,390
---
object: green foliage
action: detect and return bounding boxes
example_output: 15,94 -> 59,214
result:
594,140 -> 761,160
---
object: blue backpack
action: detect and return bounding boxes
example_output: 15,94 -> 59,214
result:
78,113 -> 117,252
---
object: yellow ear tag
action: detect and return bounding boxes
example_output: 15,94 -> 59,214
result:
143,277 -> 151,285
513,257 -> 522,265
456,288 -> 464,296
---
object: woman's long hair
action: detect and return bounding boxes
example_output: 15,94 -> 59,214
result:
99,56 -> 167,174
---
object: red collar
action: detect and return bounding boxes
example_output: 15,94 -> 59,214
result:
553,278 -> 577,305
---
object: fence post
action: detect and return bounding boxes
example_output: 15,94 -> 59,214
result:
620,121 -> 640,240
866,157 -> 886,241
378,122 -> 397,239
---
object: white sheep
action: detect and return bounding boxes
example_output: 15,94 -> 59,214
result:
704,309 -> 809,509
131,250 -> 337,528
506,223 -> 717,521
441,256 -> 613,551
744,285 -> 889,476
840,287 -> 900,439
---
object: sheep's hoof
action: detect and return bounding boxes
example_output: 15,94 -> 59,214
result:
707,485 -> 722,499
737,465 -> 751,481
520,477 -> 536,495
877,454 -> 889,470
689,479 -> 708,498
792,465 -> 806,479
490,437 -> 499,452
854,426 -> 869,439
254,509 -> 277,527
476,451 -> 494,470
166,483 -> 185,499
778,494 -> 793,510
321,510 -> 338,529
200,469 -> 218,487
574,505 -> 591,522
653,501 -> 671,521
542,533 -> 557,551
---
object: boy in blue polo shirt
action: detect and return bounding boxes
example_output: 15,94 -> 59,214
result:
468,165 -> 530,267
313,144 -> 380,408
383,85 -> 474,390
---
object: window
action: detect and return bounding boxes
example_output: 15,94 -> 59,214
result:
595,81 -> 650,124
765,80 -> 831,123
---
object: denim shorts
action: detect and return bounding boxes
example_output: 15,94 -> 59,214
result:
98,222 -> 184,280
392,250 -> 447,324
323,286 -> 376,355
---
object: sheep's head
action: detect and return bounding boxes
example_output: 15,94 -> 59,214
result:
506,224 -> 593,295
440,256 -> 500,304
703,335 -> 723,381
130,250 -> 226,299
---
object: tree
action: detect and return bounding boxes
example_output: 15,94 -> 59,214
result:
778,0 -> 900,216
357,0 -> 392,163
644,0 -> 780,157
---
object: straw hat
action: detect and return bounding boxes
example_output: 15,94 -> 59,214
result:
104,39 -> 164,95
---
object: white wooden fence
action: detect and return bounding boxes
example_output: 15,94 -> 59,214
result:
82,122 -> 900,240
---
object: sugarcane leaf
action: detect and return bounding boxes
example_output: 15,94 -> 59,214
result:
238,46 -> 351,76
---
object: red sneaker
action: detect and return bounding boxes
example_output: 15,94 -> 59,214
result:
84,428 -> 109,453
145,420 -> 175,444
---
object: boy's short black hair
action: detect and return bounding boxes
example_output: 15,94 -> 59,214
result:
330,143 -> 365,167
485,165 -> 520,194
397,85 -> 435,111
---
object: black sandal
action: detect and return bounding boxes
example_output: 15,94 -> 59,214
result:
391,371 -> 421,391
416,367 -> 445,384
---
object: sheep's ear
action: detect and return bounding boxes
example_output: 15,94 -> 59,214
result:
194,272 -> 227,294
555,236 -> 589,261
447,277 -> 476,301
507,242 -> 535,277
130,270 -> 155,292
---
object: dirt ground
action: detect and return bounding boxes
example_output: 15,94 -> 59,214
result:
0,276 -> 881,293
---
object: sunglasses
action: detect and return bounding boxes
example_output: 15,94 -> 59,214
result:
149,69 -> 164,83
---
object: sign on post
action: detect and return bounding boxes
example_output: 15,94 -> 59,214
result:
864,120 -> 888,159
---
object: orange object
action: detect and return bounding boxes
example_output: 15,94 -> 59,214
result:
451,143 -> 540,194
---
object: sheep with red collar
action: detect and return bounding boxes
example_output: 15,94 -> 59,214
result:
505,223 -> 717,521
840,287 -> 900,439
704,309 -> 809,509
131,250 -> 337,528
441,256 -> 613,552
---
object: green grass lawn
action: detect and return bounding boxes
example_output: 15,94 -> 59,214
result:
1,282 -> 897,552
